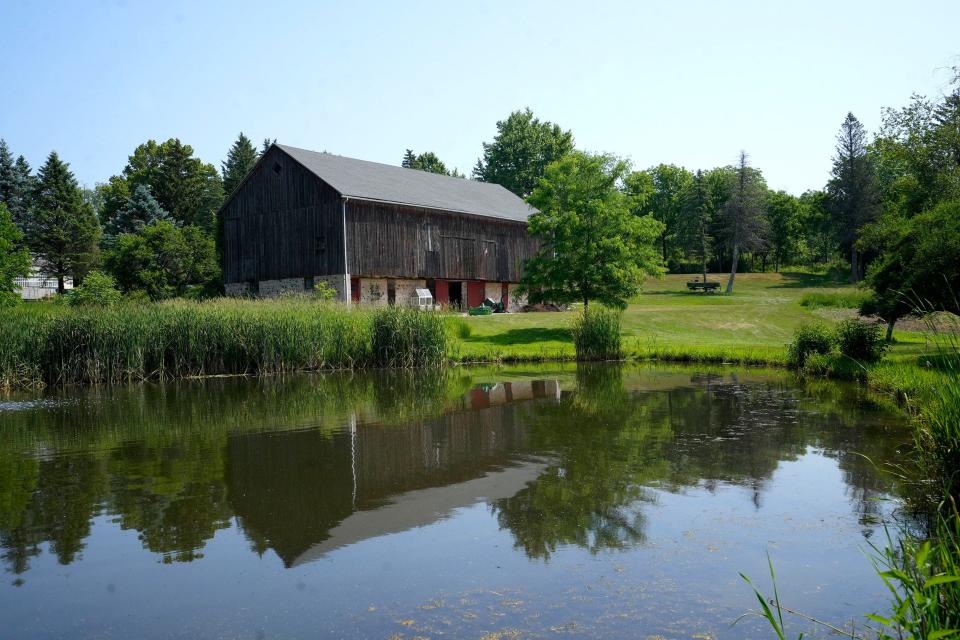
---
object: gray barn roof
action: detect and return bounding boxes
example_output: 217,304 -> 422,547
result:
276,144 -> 534,222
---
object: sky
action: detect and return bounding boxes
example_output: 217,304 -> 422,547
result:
1,0 -> 958,195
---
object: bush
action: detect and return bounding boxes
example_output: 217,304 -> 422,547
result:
371,306 -> 446,368
787,322 -> 835,367
313,280 -> 337,301
835,318 -> 887,363
68,271 -> 122,307
571,307 -> 622,361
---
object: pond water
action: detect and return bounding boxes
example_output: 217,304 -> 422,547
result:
0,365 -> 911,639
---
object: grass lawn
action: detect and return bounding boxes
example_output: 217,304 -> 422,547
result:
450,271 -> 930,365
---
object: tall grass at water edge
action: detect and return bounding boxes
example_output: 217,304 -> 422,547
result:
0,299 -> 447,387
571,307 -> 623,361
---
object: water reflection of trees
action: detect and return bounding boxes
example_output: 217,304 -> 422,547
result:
0,366 -> 906,577
491,365 -> 906,559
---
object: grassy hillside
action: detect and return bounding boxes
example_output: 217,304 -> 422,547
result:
450,272 -> 929,364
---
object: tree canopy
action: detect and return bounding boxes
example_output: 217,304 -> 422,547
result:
521,152 -> 664,310
0,203 -> 31,305
473,108 -> 574,197
222,133 -> 259,196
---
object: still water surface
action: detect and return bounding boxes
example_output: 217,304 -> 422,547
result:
0,365 -> 910,639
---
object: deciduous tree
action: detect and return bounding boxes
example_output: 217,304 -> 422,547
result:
0,203 -> 31,305
473,108 -> 574,197
521,152 -> 664,310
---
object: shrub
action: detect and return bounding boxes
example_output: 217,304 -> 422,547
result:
571,307 -> 622,361
835,317 -> 887,363
371,306 -> 446,368
787,322 -> 835,367
68,271 -> 122,307
313,280 -> 337,301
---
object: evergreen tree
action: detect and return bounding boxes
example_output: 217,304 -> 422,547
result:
106,139 -> 223,233
26,152 -> 100,293
0,140 -> 13,207
723,151 -> 768,293
401,149 -> 417,168
0,203 -> 31,305
222,133 -> 259,196
473,108 -> 574,197
9,156 -> 35,230
826,112 -> 879,283
261,138 -> 276,156
105,184 -> 172,240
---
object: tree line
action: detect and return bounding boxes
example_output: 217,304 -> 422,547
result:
1,68 -> 958,323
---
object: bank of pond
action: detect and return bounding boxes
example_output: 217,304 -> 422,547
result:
0,364 -> 925,638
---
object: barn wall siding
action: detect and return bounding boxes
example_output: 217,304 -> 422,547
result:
345,200 -> 538,282
221,147 -> 345,284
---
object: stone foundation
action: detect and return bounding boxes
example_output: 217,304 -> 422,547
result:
258,278 -> 307,297
314,274 -> 350,302
484,282 -> 502,304
394,279 -> 426,306
507,284 -> 527,313
356,278 -> 426,306
225,282 -> 252,296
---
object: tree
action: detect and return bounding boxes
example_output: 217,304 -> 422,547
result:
401,150 -> 451,175
25,152 -> 100,293
678,170 -> 715,282
521,152 -> 664,311
261,138 -> 276,156
827,113 -> 879,283
0,203 -> 31,305
722,151 -> 768,293
861,200 -> 960,340
0,141 -> 34,229
105,139 -> 223,233
473,108 -> 574,197
104,184 -> 172,241
639,164 -> 694,263
105,221 -> 218,300
222,133 -> 259,196
765,190 -> 800,272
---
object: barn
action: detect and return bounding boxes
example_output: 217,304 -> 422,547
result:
221,143 -> 538,311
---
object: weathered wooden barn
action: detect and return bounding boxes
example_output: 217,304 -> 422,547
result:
221,144 -> 538,310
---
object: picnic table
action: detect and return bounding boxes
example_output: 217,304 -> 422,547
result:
686,280 -> 721,292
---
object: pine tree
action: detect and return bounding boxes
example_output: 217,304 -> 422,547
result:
826,113 -> 879,283
0,140 -> 13,207
9,156 -> 35,230
261,138 -> 276,156
105,184 -> 172,241
222,133 -> 259,196
26,152 -> 101,293
401,149 -> 417,168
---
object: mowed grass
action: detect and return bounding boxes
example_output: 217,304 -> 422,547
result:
450,272 -> 929,364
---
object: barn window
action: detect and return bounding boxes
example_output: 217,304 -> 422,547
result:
272,161 -> 282,174
315,235 -> 326,254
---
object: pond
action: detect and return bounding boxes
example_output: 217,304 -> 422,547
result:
0,364 -> 911,639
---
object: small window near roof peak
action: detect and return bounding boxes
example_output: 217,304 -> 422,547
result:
272,162 -> 282,174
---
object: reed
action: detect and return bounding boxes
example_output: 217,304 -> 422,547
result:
571,307 -> 623,361
2,298 -> 451,387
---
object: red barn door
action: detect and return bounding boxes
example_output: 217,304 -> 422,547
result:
467,281 -> 485,308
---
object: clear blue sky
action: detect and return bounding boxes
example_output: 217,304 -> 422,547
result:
2,0 -> 957,195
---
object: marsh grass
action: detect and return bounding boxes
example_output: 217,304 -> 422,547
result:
571,308 -> 623,361
799,289 -> 870,309
0,298 -> 447,387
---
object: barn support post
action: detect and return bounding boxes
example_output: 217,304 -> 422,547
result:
342,196 -> 351,304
